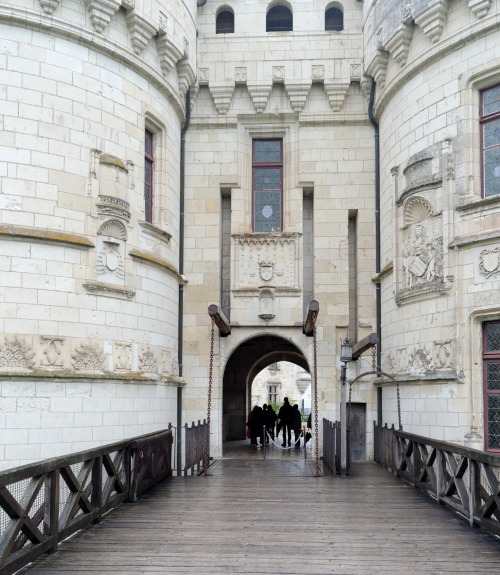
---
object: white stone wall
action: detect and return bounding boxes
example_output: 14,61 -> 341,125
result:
0,0 -> 197,468
364,0 -> 500,449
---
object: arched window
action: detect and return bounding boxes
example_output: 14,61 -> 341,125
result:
325,6 -> 343,31
266,5 -> 293,32
216,9 -> 234,34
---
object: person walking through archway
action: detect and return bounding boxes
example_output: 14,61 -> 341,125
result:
292,403 -> 302,447
278,397 -> 294,447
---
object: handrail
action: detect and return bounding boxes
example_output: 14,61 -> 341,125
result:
183,420 -> 208,475
0,427 -> 173,575
374,423 -> 500,537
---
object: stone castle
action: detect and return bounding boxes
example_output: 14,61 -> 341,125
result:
1,0 -> 499,468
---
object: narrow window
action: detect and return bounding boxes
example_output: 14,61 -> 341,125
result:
145,129 -> 154,223
266,5 -> 293,32
325,7 -> 343,31
268,384 -> 278,403
252,139 -> 283,232
216,10 -> 234,34
480,84 -> 500,198
483,321 -> 500,452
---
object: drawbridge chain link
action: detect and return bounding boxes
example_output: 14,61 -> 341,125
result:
205,317 -> 215,475
312,310 -> 321,477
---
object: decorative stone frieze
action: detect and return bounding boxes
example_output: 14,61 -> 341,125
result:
384,24 -> 413,66
72,341 -> 105,372
233,233 -> 299,292
383,339 -> 453,375
198,68 -> 209,85
273,66 -> 285,83
479,246 -> 500,279
83,282 -> 136,299
0,337 -> 36,370
324,81 -> 350,112
468,0 -> 492,18
157,33 -> 184,75
247,83 -> 272,113
40,337 -> 65,369
114,342 -> 133,371
140,347 -> 157,374
235,67 -> 247,84
39,0 -> 61,13
350,64 -> 361,81
96,196 -> 131,222
125,9 -> 158,55
209,83 -> 235,115
413,0 -> 450,43
285,81 -> 312,113
312,65 -> 325,81
96,219 -> 127,285
84,0 -> 121,33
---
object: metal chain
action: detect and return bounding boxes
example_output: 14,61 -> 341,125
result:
347,380 -> 352,433
372,344 -> 376,371
397,382 -> 402,430
312,311 -> 321,477
204,317 -> 215,475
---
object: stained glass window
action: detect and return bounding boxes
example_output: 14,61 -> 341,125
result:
481,85 -> 500,198
484,321 -> 500,451
252,139 -> 283,232
145,130 -> 153,223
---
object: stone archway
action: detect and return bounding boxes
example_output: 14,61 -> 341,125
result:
222,334 -> 309,443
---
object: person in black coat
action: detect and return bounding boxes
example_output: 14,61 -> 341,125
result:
292,404 -> 302,447
263,404 -> 277,443
246,406 -> 263,445
278,397 -> 294,447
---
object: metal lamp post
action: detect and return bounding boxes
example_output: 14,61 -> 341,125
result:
340,338 -> 352,477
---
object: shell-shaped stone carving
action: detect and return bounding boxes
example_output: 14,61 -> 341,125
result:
404,197 -> 433,226
97,219 -> 127,240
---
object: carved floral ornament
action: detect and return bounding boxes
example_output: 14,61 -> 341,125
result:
383,340 -> 453,375
0,337 -> 36,369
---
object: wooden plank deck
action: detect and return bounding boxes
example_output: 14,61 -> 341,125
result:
21,442 -> 500,575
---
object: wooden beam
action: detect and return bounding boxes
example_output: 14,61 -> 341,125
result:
352,333 -> 379,360
208,305 -> 231,336
303,300 -> 319,336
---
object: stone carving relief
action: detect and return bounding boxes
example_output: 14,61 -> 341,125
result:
383,340 -> 453,375
114,342 -> 133,371
312,65 -> 324,81
235,67 -> 247,83
139,347 -> 157,373
401,197 -> 443,290
273,66 -> 285,83
161,348 -> 171,375
39,0 -> 61,13
233,234 -> 298,292
72,341 -> 105,371
96,195 -> 131,221
171,356 -> 179,377
479,246 -> 500,279
0,337 -> 36,370
40,336 -> 64,369
198,68 -> 209,84
96,219 -> 126,285
258,288 -> 275,320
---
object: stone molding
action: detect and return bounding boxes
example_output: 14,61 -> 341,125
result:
285,81 -> 313,113
39,0 -> 60,13
0,224 -> 94,248
85,0 -> 122,34
468,0 -> 492,18
413,0 -> 450,44
247,83 -> 273,113
0,334 -> 184,384
83,282 -> 136,299
384,23 -> 413,66
323,81 -> 350,112
129,248 -> 186,283
125,9 -> 158,55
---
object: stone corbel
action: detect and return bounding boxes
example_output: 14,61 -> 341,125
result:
284,81 -> 312,113
125,9 -> 158,55
209,82 -> 235,115
247,82 -> 272,113
324,81 -> 350,112
384,23 -> 414,66
84,0 -> 121,33
365,50 -> 390,89
39,0 -> 61,13
468,0 -> 492,18
177,59 -> 196,98
414,0 -> 450,43
157,34 -> 184,75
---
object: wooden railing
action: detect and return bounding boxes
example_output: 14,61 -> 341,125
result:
0,428 -> 173,575
183,420 -> 208,476
374,423 -> 500,537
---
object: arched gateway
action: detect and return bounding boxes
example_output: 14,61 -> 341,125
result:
222,334 -> 310,445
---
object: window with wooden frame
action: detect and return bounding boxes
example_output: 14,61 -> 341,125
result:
144,129 -> 154,223
483,320 -> 500,452
480,84 -> 500,198
252,139 -> 283,232
268,385 -> 278,403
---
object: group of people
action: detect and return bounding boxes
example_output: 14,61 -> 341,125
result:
246,397 -> 308,448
